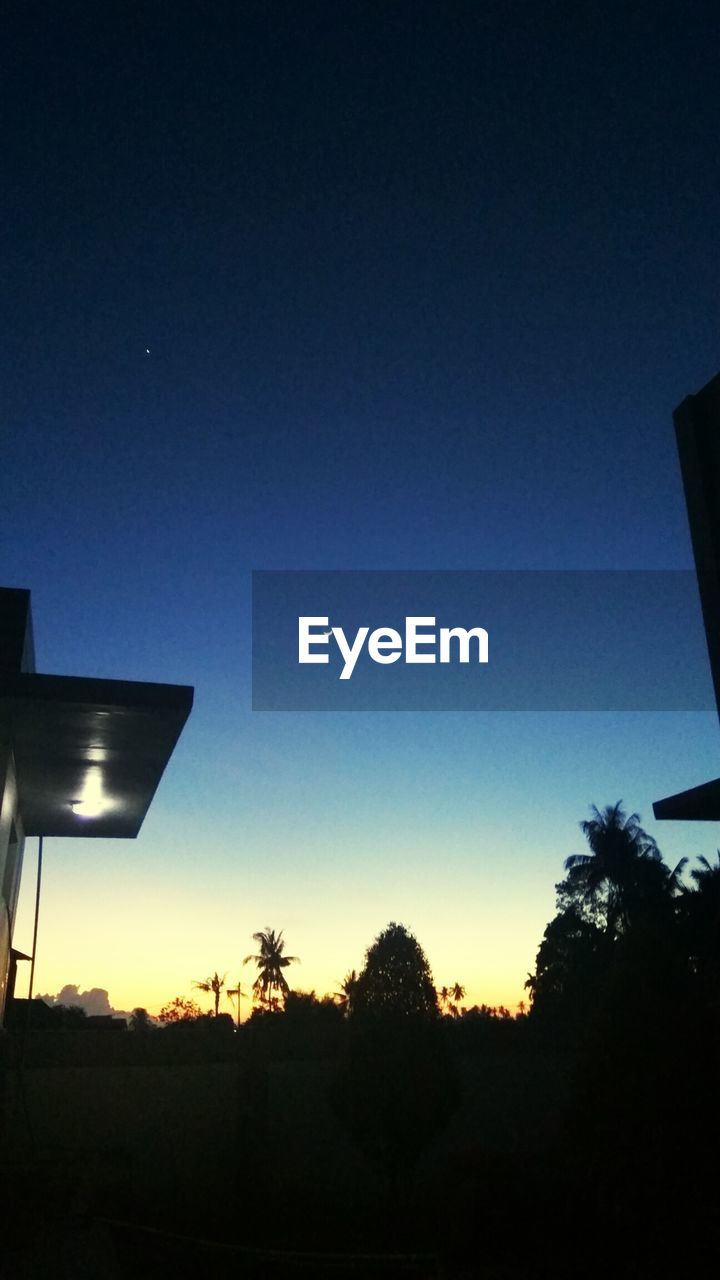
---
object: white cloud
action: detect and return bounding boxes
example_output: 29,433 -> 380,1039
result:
37,984 -> 132,1021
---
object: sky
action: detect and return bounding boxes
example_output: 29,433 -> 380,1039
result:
3,0 -> 720,1017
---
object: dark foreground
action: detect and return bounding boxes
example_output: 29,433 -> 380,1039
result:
1,1006 -> 717,1279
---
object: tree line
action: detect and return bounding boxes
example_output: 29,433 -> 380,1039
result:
22,799 -> 720,1272
147,796 -> 720,1035
152,922 -> 475,1028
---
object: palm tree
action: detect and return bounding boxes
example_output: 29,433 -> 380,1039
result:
243,928 -> 299,1009
690,850 -> 720,893
335,969 -> 358,1015
449,982 -> 465,1016
193,970 -> 227,1017
437,985 -> 451,1013
564,802 -> 666,936
226,981 -> 247,1029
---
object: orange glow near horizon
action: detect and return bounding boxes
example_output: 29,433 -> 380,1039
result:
12,718 -> 710,1032
12,841 -> 534,1021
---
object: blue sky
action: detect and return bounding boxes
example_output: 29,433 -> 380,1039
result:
3,1 -> 720,1012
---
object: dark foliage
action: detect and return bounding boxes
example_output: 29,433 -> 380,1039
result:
352,922 -> 439,1020
525,907 -> 609,1031
330,1014 -> 460,1181
330,923 -> 459,1214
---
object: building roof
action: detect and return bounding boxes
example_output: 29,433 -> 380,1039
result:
0,588 -> 193,838
654,372 -> 720,822
2,672 -> 193,837
653,776 -> 720,822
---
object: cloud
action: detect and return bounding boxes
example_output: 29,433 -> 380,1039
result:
37,984 -> 131,1020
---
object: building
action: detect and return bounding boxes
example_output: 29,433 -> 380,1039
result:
0,587 -> 193,1022
654,373 -> 720,821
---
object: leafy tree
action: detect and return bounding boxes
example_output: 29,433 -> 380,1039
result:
283,989 -> 319,1015
283,989 -> 344,1026
49,1003 -> 88,1028
352,922 -> 439,1019
331,921 -> 457,1223
529,803 -> 690,1032
244,928 -> 299,1009
193,970 -> 227,1016
332,961 -> 458,1221
244,989 -> 343,1061
129,1006 -> 153,1033
525,906 -> 608,1025
158,996 -> 202,1023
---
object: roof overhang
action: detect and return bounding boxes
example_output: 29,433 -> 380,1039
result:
654,372 -> 720,820
1,672 -> 193,837
653,776 -> 720,822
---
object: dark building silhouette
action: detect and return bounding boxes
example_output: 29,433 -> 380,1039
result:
655,372 -> 720,820
0,587 -> 193,1022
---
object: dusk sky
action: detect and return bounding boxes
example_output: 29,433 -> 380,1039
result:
3,1 -> 720,1016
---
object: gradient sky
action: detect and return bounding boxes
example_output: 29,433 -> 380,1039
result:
3,1 -> 720,1017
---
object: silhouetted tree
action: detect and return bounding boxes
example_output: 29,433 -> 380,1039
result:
244,928 -> 299,1009
129,1006 -> 153,1033
682,851 -> 720,1011
438,982 -> 465,1016
283,989 -> 344,1029
335,969 -> 359,1015
352,922 -> 439,1019
49,1003 -> 88,1028
330,922 -> 458,1243
690,849 -> 720,890
562,802 -> 676,936
525,906 -> 608,1025
449,982 -> 465,1015
226,981 -> 247,1028
523,807 -> 719,1268
193,970 -> 227,1016
242,989 -> 343,1061
158,996 -> 202,1023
